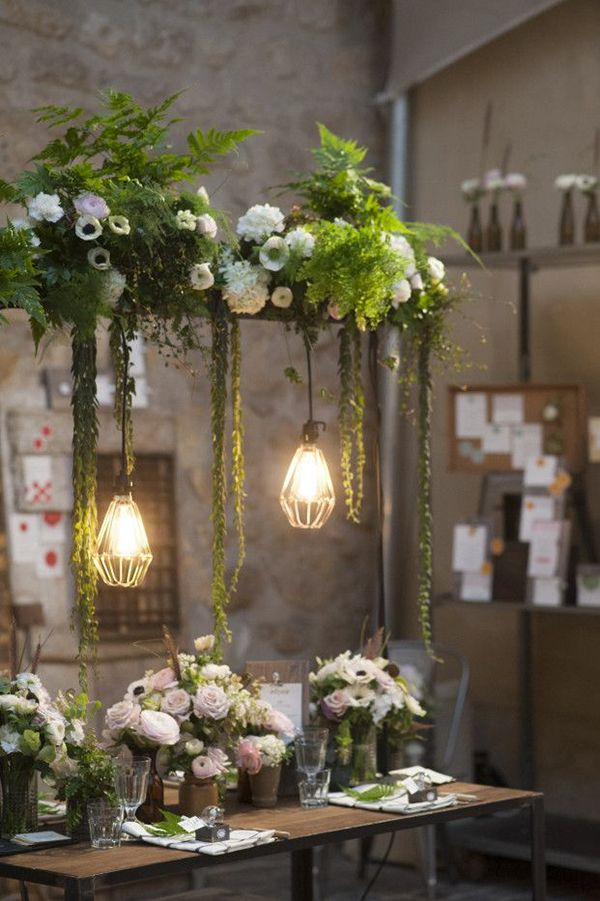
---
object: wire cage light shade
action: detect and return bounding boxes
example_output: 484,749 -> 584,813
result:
93,492 -> 153,588
280,442 -> 335,529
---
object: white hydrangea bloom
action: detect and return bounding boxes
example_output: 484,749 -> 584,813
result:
285,227 -> 315,258
176,209 -> 197,231
0,724 -> 20,753
27,192 -> 64,223
236,203 -> 285,242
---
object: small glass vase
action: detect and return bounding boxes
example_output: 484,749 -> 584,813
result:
466,204 -> 483,252
136,750 -> 164,824
178,774 -> 219,816
559,190 -> 575,245
348,726 -> 377,786
485,200 -> 502,252
509,198 -> 527,250
584,192 -> 600,242
0,756 -> 38,838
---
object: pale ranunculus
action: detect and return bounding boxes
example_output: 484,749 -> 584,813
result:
205,746 -> 229,772
184,738 -> 204,756
391,279 -> 411,308
199,663 -> 231,680
235,738 -> 262,774
504,172 -> 528,193
271,286 -> 293,309
161,688 -> 191,718
190,262 -> 214,291
137,709 -> 180,746
151,667 -> 177,691
27,192 -> 64,223
194,635 -> 215,653
193,684 -> 230,721
74,192 -> 110,220
191,754 -> 221,779
265,708 -> 295,738
196,213 -> 217,239
321,689 -> 353,721
106,699 -> 141,732
427,257 -> 445,284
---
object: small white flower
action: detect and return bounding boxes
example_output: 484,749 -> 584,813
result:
461,178 -> 483,201
391,279 -> 411,308
194,634 -> 216,652
0,725 -> 20,754
29,233 -> 41,247
504,173 -> 528,192
576,174 -> 598,194
184,738 -> 204,756
87,247 -> 111,270
197,186 -> 210,204
237,203 -> 285,242
189,262 -> 214,290
411,273 -> 424,291
389,233 -> 417,277
285,227 -> 315,258
75,215 -> 103,241
176,209 -> 197,231
271,286 -> 293,308
196,213 -> 218,239
427,256 -> 445,284
45,719 -> 66,745
483,169 -> 505,192
27,192 -> 64,223
555,174 -> 578,191
108,215 -> 131,235
259,236 -> 289,271
333,217 -> 351,228
101,269 -> 126,308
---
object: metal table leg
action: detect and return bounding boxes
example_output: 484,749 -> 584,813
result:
530,796 -> 546,900
64,876 -> 95,901
291,847 -> 314,901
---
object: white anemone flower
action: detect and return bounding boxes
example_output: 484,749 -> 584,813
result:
259,236 -> 289,271
75,215 -> 103,241
108,215 -> 131,235
190,262 -> 214,290
87,247 -> 111,270
271,286 -> 293,308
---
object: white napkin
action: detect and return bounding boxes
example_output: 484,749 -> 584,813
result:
121,821 -> 277,856
328,785 -> 457,815
387,766 -> 455,785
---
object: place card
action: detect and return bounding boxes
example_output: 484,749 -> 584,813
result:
245,660 -> 308,730
518,495 -> 556,543
452,524 -> 488,573
459,570 -> 493,602
523,455 -> 559,487
576,566 -> 600,608
8,513 -> 39,564
511,424 -> 542,470
588,417 -> 600,463
481,423 -> 511,454
527,520 -> 567,578
531,577 -> 563,607
492,393 -> 524,425
455,392 -> 487,439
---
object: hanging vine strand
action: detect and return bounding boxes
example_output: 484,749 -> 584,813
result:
70,333 -> 99,691
109,320 -> 135,475
416,333 -> 434,655
337,323 -> 365,522
228,318 -> 246,596
210,308 -> 230,654
351,325 -> 366,520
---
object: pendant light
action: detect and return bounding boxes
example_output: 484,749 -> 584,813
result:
280,338 -> 335,529
93,328 -> 153,587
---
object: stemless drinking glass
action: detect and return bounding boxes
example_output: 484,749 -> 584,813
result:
114,757 -> 151,840
294,728 -> 328,786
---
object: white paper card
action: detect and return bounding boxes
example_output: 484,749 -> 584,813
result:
8,513 -> 39,563
40,512 -> 68,545
96,374 -> 115,408
492,393 -> 524,425
531,577 -> 562,607
527,521 -> 562,578
23,455 -> 53,506
460,571 -> 493,602
455,393 -> 487,439
519,495 -> 556,542
259,683 -> 303,732
588,417 -> 600,463
511,424 -> 543,470
577,568 -> 600,607
482,423 -> 511,454
36,544 -> 65,580
452,524 -> 487,573
524,455 -> 558,487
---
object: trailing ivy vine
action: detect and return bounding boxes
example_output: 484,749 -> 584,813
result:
337,324 -> 365,522
416,333 -> 434,654
210,308 -> 230,653
229,318 -> 246,596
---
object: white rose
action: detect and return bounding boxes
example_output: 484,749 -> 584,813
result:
190,262 -> 214,291
285,227 -> 315,258
427,257 -> 445,284
391,279 -> 411,308
199,663 -> 231,680
194,635 -> 215,653
411,273 -> 424,291
106,699 -> 141,732
196,213 -> 217,239
161,688 -> 191,718
193,683 -> 230,720
271,286 -> 293,308
27,192 -> 64,223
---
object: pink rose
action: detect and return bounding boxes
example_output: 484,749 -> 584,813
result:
106,699 -> 141,733
193,683 -> 230,720
74,192 -> 111,220
151,667 -> 177,691
160,688 -> 191,718
191,754 -> 221,779
235,738 -> 262,775
266,708 -> 295,738
321,689 -> 352,721
136,709 -> 180,746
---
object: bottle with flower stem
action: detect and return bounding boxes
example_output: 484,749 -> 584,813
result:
577,174 -> 600,242
483,169 -> 505,252
555,175 -> 577,245
461,178 -> 483,252
505,173 -> 528,251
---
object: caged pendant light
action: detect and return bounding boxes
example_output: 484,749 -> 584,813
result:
93,328 -> 153,587
280,339 -> 335,529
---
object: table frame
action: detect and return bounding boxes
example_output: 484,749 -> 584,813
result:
0,784 -> 546,901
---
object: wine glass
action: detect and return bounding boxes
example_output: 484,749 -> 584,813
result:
114,757 -> 151,840
294,728 -> 328,786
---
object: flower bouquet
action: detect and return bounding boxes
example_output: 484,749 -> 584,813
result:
309,640 -> 425,786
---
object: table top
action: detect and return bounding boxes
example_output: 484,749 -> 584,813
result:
0,783 -> 542,886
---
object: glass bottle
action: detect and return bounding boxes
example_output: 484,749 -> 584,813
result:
485,199 -> 502,252
509,199 -> 527,250
467,204 -> 483,252
584,192 -> 600,242
559,190 -> 575,245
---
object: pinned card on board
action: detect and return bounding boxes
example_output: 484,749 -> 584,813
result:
523,455 -> 559,487
455,392 -> 487,439
452,522 -> 489,573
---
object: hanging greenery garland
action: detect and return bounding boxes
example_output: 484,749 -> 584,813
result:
229,318 -> 246,597
209,308 -> 230,653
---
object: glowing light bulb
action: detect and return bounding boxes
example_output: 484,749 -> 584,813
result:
280,442 -> 335,529
93,493 -> 153,587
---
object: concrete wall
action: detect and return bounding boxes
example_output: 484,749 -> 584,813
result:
407,0 -> 600,816
0,0 -> 387,710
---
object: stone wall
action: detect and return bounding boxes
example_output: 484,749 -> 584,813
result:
0,0 -> 388,709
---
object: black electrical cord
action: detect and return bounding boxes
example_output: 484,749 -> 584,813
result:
120,325 -> 129,475
357,831 -> 396,901
304,333 -> 314,423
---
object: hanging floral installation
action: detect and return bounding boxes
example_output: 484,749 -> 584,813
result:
0,94 -> 473,685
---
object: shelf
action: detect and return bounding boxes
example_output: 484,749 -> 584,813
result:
448,811 -> 600,874
436,597 -> 600,616
443,243 -> 600,271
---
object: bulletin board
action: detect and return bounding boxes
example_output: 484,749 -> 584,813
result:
448,384 -> 587,473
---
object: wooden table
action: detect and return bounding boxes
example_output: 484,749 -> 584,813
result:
0,783 -> 545,901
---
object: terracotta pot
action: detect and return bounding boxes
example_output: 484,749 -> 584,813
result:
249,765 -> 281,809
178,774 -> 219,816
